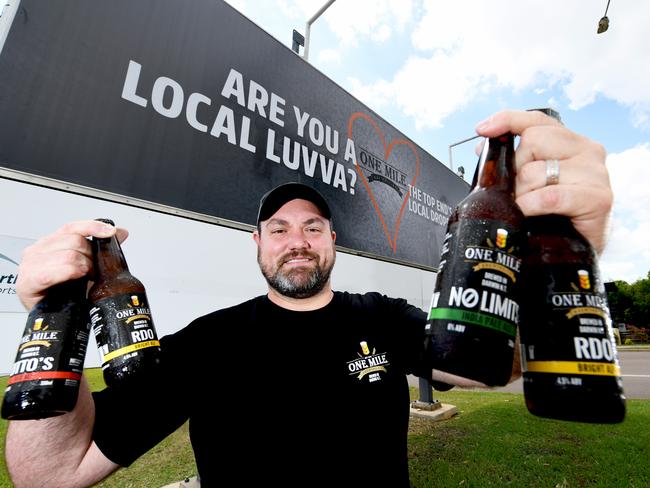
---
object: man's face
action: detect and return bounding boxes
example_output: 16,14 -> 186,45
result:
254,198 -> 336,299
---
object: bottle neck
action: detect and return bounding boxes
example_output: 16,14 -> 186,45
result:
474,133 -> 516,195
526,214 -> 587,241
49,278 -> 88,299
92,235 -> 129,280
37,278 -> 88,310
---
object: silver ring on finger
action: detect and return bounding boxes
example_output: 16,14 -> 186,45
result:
545,159 -> 560,186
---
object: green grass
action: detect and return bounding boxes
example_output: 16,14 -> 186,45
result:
0,369 -> 196,488
85,372 -> 195,488
408,389 -> 650,487
0,372 -> 648,487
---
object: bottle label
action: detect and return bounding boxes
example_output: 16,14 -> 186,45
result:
90,292 -> 160,367
6,311 -> 88,388
426,219 -> 524,340
521,265 -> 620,379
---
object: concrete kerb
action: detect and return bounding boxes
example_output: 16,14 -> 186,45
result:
410,402 -> 458,421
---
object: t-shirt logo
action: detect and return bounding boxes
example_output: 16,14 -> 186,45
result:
346,340 -> 390,383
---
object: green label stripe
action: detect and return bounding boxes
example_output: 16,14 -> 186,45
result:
428,308 -> 516,336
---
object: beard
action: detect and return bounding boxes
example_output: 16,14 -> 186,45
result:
258,249 -> 334,299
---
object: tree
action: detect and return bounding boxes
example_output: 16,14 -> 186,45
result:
606,281 -> 630,325
628,271 -> 650,327
606,271 -> 650,329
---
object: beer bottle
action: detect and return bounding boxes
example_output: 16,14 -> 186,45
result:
425,133 -> 525,386
88,218 -> 161,387
520,109 -> 625,423
2,279 -> 90,420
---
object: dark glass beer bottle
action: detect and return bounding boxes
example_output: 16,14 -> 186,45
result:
425,133 -> 525,386
88,218 -> 161,387
520,108 -> 625,423
2,279 -> 90,420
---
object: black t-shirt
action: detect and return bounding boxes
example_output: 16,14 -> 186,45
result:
92,291 -> 428,487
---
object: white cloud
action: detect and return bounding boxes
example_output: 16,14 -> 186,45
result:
329,0 -> 413,46
278,0 -> 414,47
228,0 -> 416,60
224,0 -> 247,12
600,144 -> 650,282
631,104 -> 650,131
352,0 -> 650,129
318,48 -> 341,65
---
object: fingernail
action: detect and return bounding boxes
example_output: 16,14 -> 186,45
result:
99,223 -> 115,235
475,118 -> 492,132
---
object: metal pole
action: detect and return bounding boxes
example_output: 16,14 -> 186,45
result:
303,0 -> 336,61
418,377 -> 435,404
448,134 -> 481,172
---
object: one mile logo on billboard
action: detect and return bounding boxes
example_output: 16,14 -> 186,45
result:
348,111 -> 420,253
357,146 -> 408,197
348,112 -> 452,254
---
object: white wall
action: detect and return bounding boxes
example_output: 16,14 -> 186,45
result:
0,0 -> 20,56
0,178 -> 436,374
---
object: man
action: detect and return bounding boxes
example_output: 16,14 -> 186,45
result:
7,110 -> 612,487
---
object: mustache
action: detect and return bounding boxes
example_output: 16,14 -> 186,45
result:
279,250 -> 320,264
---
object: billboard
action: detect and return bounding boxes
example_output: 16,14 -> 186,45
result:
0,0 -> 468,269
0,235 -> 33,313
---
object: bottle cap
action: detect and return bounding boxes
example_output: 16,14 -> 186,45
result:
95,218 -> 115,227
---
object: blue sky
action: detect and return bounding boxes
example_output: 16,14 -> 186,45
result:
227,0 -> 650,283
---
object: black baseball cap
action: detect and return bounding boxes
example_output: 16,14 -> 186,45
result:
257,182 -> 332,226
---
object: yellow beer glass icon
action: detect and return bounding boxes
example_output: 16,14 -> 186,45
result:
578,270 -> 591,290
131,295 -> 140,306
360,341 -> 370,355
33,318 -> 44,331
496,228 -> 508,248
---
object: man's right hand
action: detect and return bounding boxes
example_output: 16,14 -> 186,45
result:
16,220 -> 129,310
9,220 -> 128,488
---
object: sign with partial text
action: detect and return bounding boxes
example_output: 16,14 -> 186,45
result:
0,0 -> 468,268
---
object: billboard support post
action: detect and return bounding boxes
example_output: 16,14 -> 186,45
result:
303,0 -> 336,61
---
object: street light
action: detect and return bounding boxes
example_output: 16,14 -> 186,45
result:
303,0 -> 336,61
448,134 -> 481,175
597,0 -> 611,34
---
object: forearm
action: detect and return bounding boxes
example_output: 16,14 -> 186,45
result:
428,332 -> 522,388
5,376 -> 118,488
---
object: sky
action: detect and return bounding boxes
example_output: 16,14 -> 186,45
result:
225,0 -> 650,283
